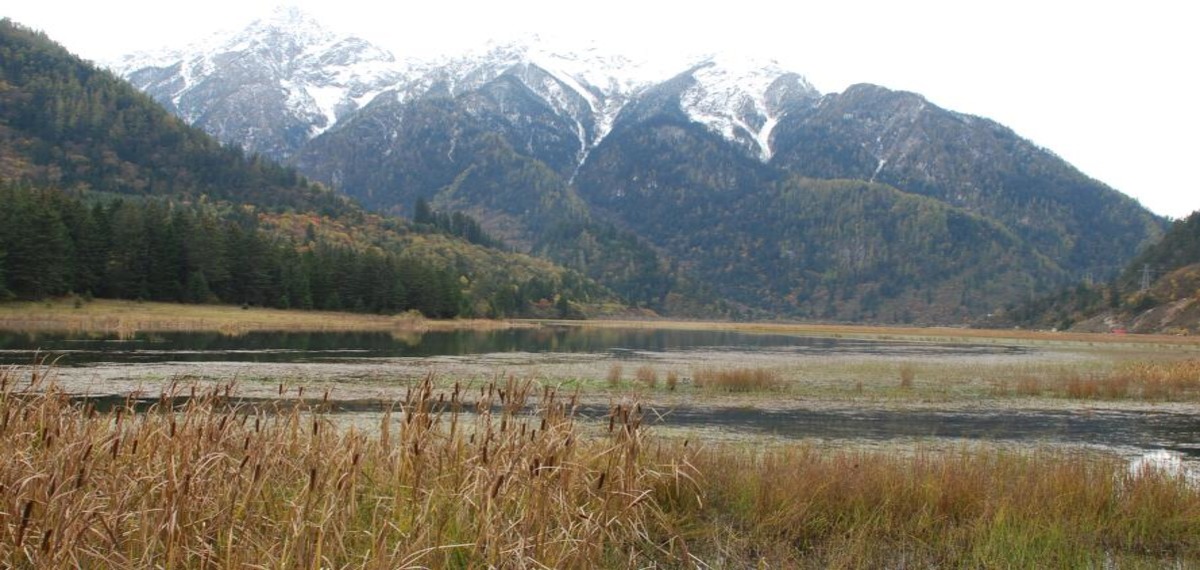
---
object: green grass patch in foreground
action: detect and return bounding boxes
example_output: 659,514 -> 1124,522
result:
1,365 -> 1198,568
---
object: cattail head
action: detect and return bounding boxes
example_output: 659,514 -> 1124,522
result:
490,474 -> 505,499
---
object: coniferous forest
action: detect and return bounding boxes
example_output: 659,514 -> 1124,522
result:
0,19 -> 607,318
0,184 -> 463,316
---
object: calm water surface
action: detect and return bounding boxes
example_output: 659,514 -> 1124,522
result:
0,326 -> 1021,366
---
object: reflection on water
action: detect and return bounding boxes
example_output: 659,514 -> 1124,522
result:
0,326 -> 1023,366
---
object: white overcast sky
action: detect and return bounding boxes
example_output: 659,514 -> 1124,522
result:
6,0 -> 1198,219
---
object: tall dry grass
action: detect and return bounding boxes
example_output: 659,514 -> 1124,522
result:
635,366 -> 658,388
2,363 -> 1199,567
898,363 -> 917,389
0,298 -> 525,336
692,367 -> 783,392
671,445 -> 1200,568
665,371 -> 680,392
0,365 -> 685,568
992,360 -> 1200,401
606,363 -> 623,388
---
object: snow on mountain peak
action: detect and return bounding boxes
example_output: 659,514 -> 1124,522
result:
113,10 -> 827,165
113,5 -> 405,151
232,5 -> 335,54
680,54 -> 819,161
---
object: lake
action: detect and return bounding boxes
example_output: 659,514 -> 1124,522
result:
3,325 -> 1198,464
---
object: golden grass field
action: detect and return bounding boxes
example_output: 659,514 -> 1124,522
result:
0,299 -> 525,336
2,300 -> 1200,567
1,364 -> 1198,568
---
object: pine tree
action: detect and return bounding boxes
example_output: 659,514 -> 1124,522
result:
105,201 -> 151,300
69,202 -> 111,297
185,271 -> 214,304
0,189 -> 74,299
414,197 -> 434,226
0,246 -> 8,299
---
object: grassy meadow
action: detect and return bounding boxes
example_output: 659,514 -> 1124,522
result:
3,302 -> 1200,566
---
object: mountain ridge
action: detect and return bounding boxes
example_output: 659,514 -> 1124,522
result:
111,7 -> 830,167
107,8 -> 1167,322
0,18 -> 617,318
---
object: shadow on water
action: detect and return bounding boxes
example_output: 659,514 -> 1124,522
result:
0,327 -> 1025,366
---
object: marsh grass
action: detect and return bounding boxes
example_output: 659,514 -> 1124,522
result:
606,363 -> 623,388
782,358 -> 1200,404
679,444 -> 1200,568
665,370 -> 679,392
564,318 -> 1200,348
1027,360 -> 1200,401
0,365 -> 683,568
635,365 -> 658,388
898,363 -> 916,389
692,367 -> 783,392
2,363 -> 1199,568
0,298 -> 523,336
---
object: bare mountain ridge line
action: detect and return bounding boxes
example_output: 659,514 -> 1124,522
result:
111,10 -> 1165,322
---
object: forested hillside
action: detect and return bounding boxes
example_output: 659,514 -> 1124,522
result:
0,19 -> 613,318
1001,211 -> 1200,333
0,21 -> 348,214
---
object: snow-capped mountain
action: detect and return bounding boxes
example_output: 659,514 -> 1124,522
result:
670,56 -> 821,161
107,7 -> 1166,322
112,6 -> 405,159
111,8 -> 821,165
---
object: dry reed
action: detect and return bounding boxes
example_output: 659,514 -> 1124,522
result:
0,298 -> 528,336
635,366 -> 658,388
665,371 -> 679,392
606,363 -> 623,388
3,362 -> 1198,568
0,365 -> 683,568
898,363 -> 916,389
692,367 -> 784,392
1047,360 -> 1200,401
675,444 -> 1200,567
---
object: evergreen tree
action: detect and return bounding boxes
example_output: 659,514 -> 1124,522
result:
105,201 -> 151,300
414,197 -> 434,226
69,202 -> 111,297
185,272 -> 214,304
0,188 -> 73,299
0,246 -> 8,298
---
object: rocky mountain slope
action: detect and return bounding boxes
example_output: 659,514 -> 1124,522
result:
111,8 -> 1166,322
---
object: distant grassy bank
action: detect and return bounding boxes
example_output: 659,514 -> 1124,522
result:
7,299 -> 1199,349
2,366 -> 1197,568
0,298 -> 525,335
564,318 -> 1200,347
